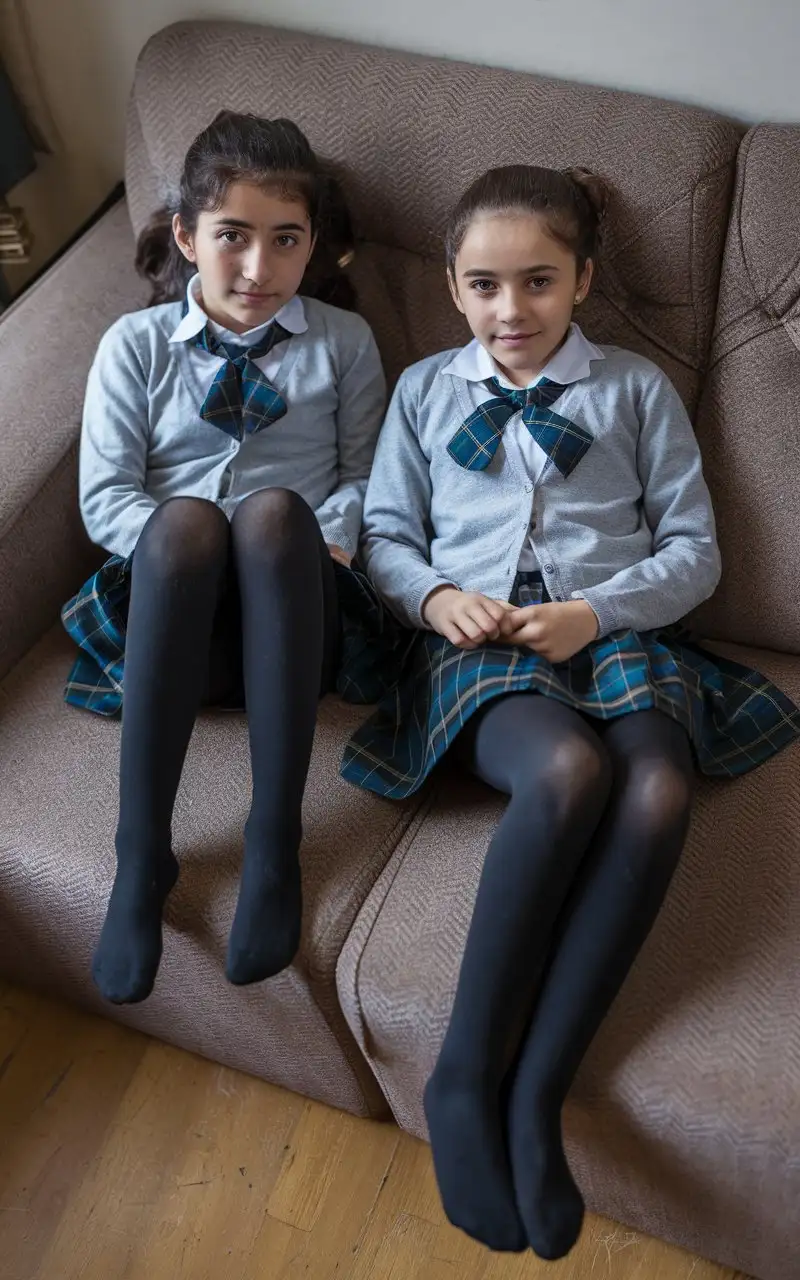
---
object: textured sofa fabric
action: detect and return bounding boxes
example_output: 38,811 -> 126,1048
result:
693,125 -> 800,653
1,18 -> 798,1278
0,203 -> 147,681
126,21 -> 740,405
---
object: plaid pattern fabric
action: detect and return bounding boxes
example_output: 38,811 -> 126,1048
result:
61,555 -> 130,715
193,322 -> 292,439
447,377 -> 594,477
61,552 -> 407,717
341,570 -> 800,799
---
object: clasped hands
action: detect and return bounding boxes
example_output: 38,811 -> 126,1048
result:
422,585 -> 599,664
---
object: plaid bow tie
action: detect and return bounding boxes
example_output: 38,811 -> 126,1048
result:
447,376 -> 593,477
193,322 -> 292,439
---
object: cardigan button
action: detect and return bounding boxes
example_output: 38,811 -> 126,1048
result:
544,564 -> 554,574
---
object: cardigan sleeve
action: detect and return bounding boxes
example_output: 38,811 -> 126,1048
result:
572,367 -> 721,634
79,319 -> 158,559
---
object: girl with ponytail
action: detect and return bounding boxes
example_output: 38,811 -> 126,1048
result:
62,111 -> 386,1007
341,163 -> 800,1260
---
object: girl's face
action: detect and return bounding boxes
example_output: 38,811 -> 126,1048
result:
174,180 -> 315,334
449,210 -> 593,386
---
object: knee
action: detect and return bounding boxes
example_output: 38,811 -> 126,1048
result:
136,497 -> 229,574
232,487 -> 313,541
629,759 -> 693,837
534,732 -> 611,815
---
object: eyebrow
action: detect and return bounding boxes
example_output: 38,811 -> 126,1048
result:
212,217 -> 307,232
462,264 -> 561,277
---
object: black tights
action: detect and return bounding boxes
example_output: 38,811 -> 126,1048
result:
92,490 -> 339,1004
423,695 -> 693,1259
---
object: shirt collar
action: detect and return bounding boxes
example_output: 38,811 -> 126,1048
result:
441,323 -> 605,389
168,273 -> 308,344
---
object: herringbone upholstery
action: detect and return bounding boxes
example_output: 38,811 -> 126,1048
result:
693,125 -> 800,653
125,20 -> 740,404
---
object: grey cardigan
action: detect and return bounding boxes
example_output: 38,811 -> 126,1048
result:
79,297 -> 385,560
360,344 -> 721,636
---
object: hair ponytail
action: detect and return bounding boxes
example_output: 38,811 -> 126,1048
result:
300,170 -> 357,310
134,207 -> 193,306
133,111 -> 358,310
563,167 -> 609,255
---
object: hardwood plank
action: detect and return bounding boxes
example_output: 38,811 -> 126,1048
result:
267,1097 -> 351,1230
362,1211 -> 439,1280
0,987 -> 148,1280
347,1134 -> 450,1280
417,1262 -> 466,1280
0,987 -> 746,1280
370,1131 -> 447,1224
245,1213 -> 308,1276
432,1217 -> 492,1273
267,1106 -> 399,1279
35,1043 -> 304,1280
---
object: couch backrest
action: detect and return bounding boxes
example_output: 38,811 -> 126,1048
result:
125,20 -> 740,410
693,125 -> 800,654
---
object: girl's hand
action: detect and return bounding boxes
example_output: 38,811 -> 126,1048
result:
500,600 -> 599,662
423,586 -> 515,649
327,544 -> 352,567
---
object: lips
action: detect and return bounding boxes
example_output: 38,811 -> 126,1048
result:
496,333 -> 535,344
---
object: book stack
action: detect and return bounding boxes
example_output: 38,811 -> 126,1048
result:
0,199 -> 32,263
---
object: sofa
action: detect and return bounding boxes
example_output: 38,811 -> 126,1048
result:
1,20 -> 798,1280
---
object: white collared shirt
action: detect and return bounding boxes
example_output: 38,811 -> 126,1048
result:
442,324 -> 605,570
168,274 -> 309,393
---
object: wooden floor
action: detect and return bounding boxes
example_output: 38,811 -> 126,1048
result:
0,984 -> 748,1280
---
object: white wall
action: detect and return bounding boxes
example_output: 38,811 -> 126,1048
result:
7,0 -> 800,289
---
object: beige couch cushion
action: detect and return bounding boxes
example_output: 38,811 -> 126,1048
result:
694,125 -> 800,653
338,649 -> 800,1279
0,204 -> 148,681
0,629 -> 431,1117
126,20 -> 740,406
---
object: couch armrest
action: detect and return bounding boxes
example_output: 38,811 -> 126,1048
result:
0,200 -> 148,681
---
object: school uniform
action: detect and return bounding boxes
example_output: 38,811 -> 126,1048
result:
62,275 -> 393,714
342,325 -> 800,797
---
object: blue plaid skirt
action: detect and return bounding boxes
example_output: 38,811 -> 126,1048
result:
341,571 -> 800,798
61,553 -> 407,716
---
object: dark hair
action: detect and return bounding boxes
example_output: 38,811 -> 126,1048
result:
445,164 -> 609,275
135,111 -> 356,309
